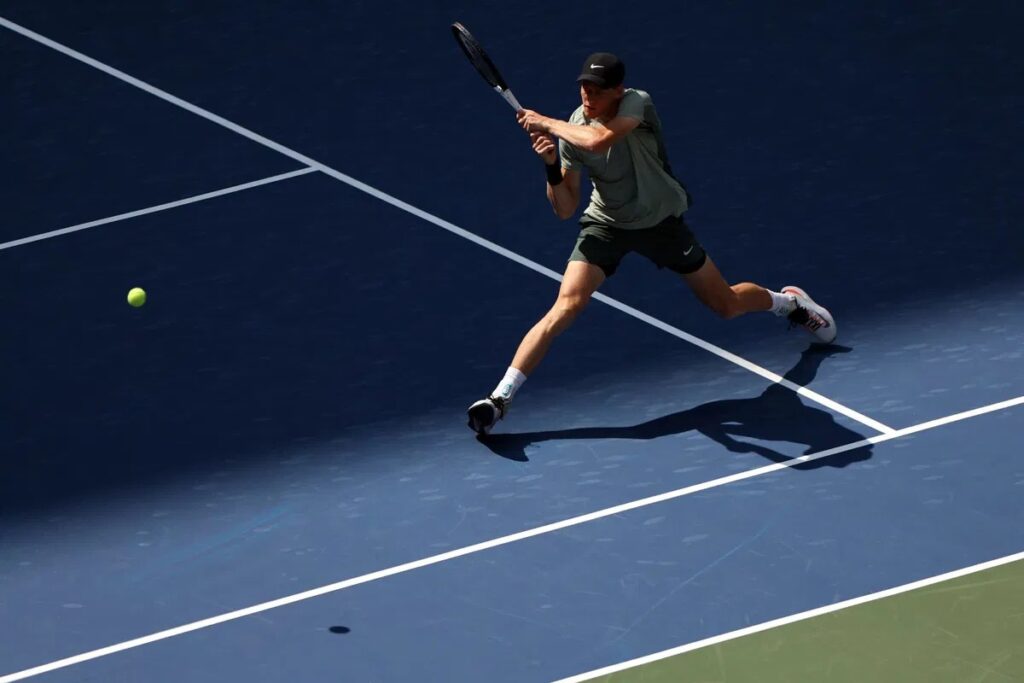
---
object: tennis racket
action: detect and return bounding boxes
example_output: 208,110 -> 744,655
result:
451,22 -> 522,111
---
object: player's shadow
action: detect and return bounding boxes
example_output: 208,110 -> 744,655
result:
479,344 -> 873,468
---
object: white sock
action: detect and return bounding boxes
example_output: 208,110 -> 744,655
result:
768,290 -> 797,316
492,367 -> 527,402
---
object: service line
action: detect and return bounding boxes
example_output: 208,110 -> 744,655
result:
0,167 -> 316,251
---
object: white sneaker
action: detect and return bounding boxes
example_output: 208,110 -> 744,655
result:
782,285 -> 837,344
467,395 -> 508,435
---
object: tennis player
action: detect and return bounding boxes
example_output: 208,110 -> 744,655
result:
468,52 -> 836,435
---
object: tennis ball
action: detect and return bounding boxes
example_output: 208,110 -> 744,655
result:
127,287 -> 147,308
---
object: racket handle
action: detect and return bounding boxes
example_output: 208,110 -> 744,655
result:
496,87 -> 523,112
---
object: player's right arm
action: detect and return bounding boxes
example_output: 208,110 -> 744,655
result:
531,132 -> 580,220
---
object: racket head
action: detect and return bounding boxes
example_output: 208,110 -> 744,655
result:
451,22 -> 511,91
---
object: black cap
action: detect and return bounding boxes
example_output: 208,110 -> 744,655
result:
576,52 -> 625,89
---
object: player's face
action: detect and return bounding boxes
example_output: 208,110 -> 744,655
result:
580,82 -> 623,119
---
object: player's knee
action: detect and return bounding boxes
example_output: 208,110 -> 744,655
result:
546,293 -> 589,328
563,291 -> 592,316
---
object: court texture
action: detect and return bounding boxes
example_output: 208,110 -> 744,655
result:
2,2 -> 1022,681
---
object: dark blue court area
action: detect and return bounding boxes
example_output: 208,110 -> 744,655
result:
1,2 -> 1022,681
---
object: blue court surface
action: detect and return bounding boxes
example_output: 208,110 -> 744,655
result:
2,2 -> 1023,681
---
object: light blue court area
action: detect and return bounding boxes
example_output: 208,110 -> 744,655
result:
4,403 -> 1021,682
1,2 -> 1022,682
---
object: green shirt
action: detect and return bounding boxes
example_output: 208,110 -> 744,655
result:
559,88 -> 689,229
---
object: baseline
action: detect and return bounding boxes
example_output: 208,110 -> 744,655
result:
553,549 -> 1024,682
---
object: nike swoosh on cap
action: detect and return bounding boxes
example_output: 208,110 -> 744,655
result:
590,64 -> 605,69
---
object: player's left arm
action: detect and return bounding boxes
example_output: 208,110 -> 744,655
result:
518,110 -> 640,154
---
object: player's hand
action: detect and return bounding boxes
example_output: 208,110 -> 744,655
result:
530,132 -> 557,165
516,109 -> 550,133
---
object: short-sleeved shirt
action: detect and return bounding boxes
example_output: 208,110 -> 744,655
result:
559,88 -> 689,230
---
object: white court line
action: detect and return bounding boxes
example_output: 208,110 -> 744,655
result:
1,394 -> 1020,683
0,167 -> 316,251
553,549 -> 1024,683
590,293 -> 894,434
0,14 -> 894,436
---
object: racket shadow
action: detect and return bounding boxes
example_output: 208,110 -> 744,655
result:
479,344 -> 873,468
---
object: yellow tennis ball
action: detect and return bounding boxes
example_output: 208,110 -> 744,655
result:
127,287 -> 147,308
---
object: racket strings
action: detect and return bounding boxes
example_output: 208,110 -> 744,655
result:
452,23 -> 510,92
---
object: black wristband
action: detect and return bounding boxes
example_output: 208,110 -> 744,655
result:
545,162 -> 564,186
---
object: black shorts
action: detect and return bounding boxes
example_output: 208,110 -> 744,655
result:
568,213 -> 707,278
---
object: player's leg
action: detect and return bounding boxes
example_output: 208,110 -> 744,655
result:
682,257 -> 772,319
467,261 -> 606,435
511,260 -> 606,375
636,214 -> 836,341
468,226 -> 621,435
684,258 -> 837,342
684,259 -> 836,342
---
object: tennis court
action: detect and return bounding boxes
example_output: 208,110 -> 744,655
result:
2,2 -> 1022,681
